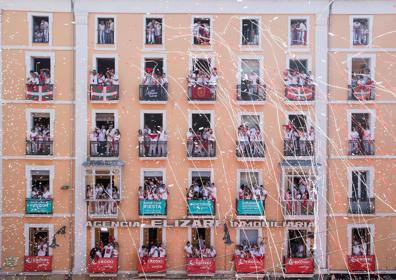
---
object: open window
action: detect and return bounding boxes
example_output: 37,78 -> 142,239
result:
145,17 -> 163,45
193,17 -> 211,45
238,58 -> 265,101
284,58 -> 314,101
284,113 -> 314,157
28,227 -> 49,256
139,57 -> 168,101
27,168 -> 54,215
241,19 -> 259,46
24,225 -> 53,272
139,112 -> 167,158
237,170 -> 265,215
187,170 -> 215,215
89,57 -> 119,101
88,227 -> 118,274
352,17 -> 370,46
237,114 -> 264,158
26,56 -> 52,85
290,19 -> 308,46
349,169 -> 374,214
187,57 -> 217,101
187,112 -> 215,158
349,112 -> 375,155
349,57 -> 375,100
142,228 -> 163,248
32,16 -> 50,43
191,228 -> 212,253
139,169 -> 167,215
286,229 -> 314,258
27,111 -> 53,156
97,17 -> 115,45
350,227 -> 373,256
91,112 -> 119,157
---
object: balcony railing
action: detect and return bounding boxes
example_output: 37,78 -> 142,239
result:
138,141 -> 167,158
26,140 -> 53,156
236,84 -> 266,101
24,256 -> 52,272
348,198 -> 375,214
283,200 -> 315,216
347,255 -> 376,272
88,201 -> 119,217
139,85 -> 168,101
90,84 -> 119,101
236,199 -> 265,216
348,140 -> 375,156
285,85 -> 315,101
187,200 -> 215,216
284,140 -> 314,157
348,84 -> 375,101
139,199 -> 167,216
187,140 -> 216,158
88,257 -> 118,274
90,141 -> 119,157
26,84 -> 54,101
25,198 -> 53,214
188,85 -> 216,101
236,141 -> 265,158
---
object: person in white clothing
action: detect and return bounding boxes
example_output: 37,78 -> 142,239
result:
149,244 -> 158,257
37,239 -> 48,256
352,240 -> 361,255
208,246 -> 216,258
103,243 -> 114,258
90,69 -> 98,85
98,20 -> 105,44
139,245 -> 148,258
184,241 -> 193,257
42,187 -> 51,199
157,128 -> 167,157
158,243 -> 166,257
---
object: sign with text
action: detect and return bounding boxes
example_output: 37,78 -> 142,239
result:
188,200 -> 214,215
137,257 -> 166,273
347,255 -> 375,272
237,200 -> 264,216
88,257 -> 118,274
139,200 -> 167,215
26,198 -> 53,214
284,257 -> 314,274
24,256 -> 52,272
186,258 -> 216,274
234,256 -> 265,273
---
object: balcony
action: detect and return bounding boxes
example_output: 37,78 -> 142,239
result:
139,199 -> 167,216
236,199 -> 265,216
236,141 -> 265,158
88,200 -> 119,218
347,255 -> 376,272
26,84 -> 53,101
284,140 -> 314,157
139,85 -> 168,102
26,140 -> 53,156
187,200 -> 215,216
24,256 -> 52,272
283,200 -> 315,217
348,84 -> 375,101
234,256 -> 265,274
90,141 -> 119,157
348,198 -> 375,215
89,84 -> 119,101
88,257 -> 118,274
236,84 -> 266,102
25,198 -> 53,214
186,258 -> 216,276
137,257 -> 166,274
188,85 -> 216,102
187,140 -> 216,158
348,140 -> 375,156
138,141 -> 167,158
285,85 -> 315,101
284,257 -> 314,274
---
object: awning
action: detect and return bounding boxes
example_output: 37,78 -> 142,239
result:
83,160 -> 124,167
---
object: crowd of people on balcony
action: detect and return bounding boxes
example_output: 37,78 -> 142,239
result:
138,126 -> 167,157
139,177 -> 168,201
289,240 -> 308,258
90,69 -> 119,86
27,70 -> 51,85
234,240 -> 265,259
97,19 -> 114,44
86,183 -> 120,215
184,241 -> 216,258
28,123 -> 51,154
193,20 -> 210,45
142,68 -> 168,87
187,68 -> 218,87
352,234 -> 369,256
350,125 -> 373,155
351,67 -> 374,98
240,71 -> 266,99
33,18 -> 49,43
290,20 -> 307,45
353,19 -> 369,45
237,125 -> 264,157
90,125 -> 121,156
283,124 -> 315,156
30,185 -> 51,199
238,184 -> 267,201
283,69 -> 314,87
90,238 -> 119,262
145,19 -> 162,44
187,180 -> 216,201
284,177 -> 315,215
187,127 -> 216,157
138,243 -> 166,260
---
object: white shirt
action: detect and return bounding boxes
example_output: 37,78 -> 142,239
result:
208,249 -> 216,258
103,245 -> 114,258
149,246 -> 158,257
353,244 -> 361,255
90,74 -> 98,85
184,245 -> 193,255
42,191 -> 51,199
37,243 -> 48,256
158,247 -> 166,257
139,248 -> 147,257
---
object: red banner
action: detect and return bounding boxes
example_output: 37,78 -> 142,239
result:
191,86 -> 212,100
186,258 -> 216,274
234,256 -> 265,273
285,85 -> 315,101
137,257 -> 166,273
24,256 -> 52,272
284,257 -> 314,274
347,255 -> 376,272
87,257 -> 118,274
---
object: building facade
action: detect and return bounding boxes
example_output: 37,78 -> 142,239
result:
0,0 -> 395,279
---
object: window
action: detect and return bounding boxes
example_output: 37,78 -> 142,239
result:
145,17 -> 163,45
94,112 -> 116,130
192,58 -> 212,76
237,114 -> 264,158
239,229 -> 259,246
97,17 -> 115,44
287,229 -> 314,258
352,17 -> 370,46
193,17 -> 211,45
139,169 -> 167,201
191,227 -> 211,250
350,226 -> 373,256
29,170 -> 50,199
351,170 -> 369,200
188,170 -> 213,200
28,227 -> 49,256
139,111 -> 167,158
187,113 -> 215,158
95,57 -> 116,78
237,170 -> 266,200
290,19 -> 308,46
351,57 -> 373,87
32,16 -> 50,43
241,19 -> 259,46
143,112 -> 164,132
26,110 -> 54,156
240,59 -> 261,84
142,228 -> 163,247
349,112 -> 375,156
143,57 -> 165,85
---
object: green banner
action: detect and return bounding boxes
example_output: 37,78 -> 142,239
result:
26,198 -> 53,214
237,200 -> 264,216
188,200 -> 214,215
139,200 -> 167,215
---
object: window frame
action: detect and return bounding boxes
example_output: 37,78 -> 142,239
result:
240,16 -> 261,49
28,12 -> 53,46
26,165 -> 54,199
94,14 -> 117,50
349,15 -> 373,48
347,224 -> 375,255
24,224 -> 54,256
288,16 -> 310,48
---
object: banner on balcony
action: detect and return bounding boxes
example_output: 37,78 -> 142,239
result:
188,200 -> 214,215
237,200 -> 264,216
191,86 -> 212,100
285,85 -> 314,101
90,85 -> 119,101
137,257 -> 166,273
186,258 -> 216,274
26,84 -> 53,101
26,198 -> 53,214
139,200 -> 167,215
88,257 -> 118,273
284,257 -> 314,274
347,255 -> 375,271
234,256 -> 265,273
24,256 -> 52,272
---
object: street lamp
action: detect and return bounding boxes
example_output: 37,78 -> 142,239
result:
49,225 -> 67,248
